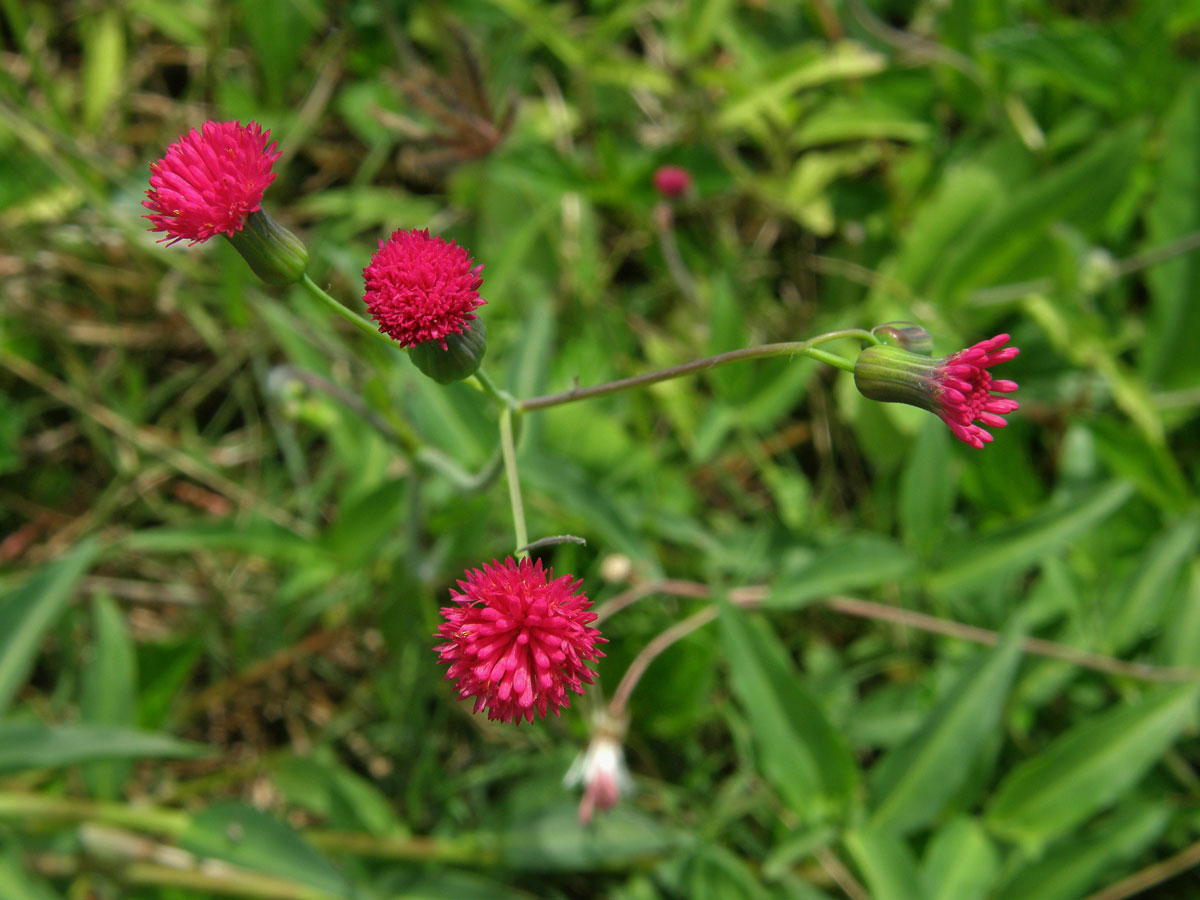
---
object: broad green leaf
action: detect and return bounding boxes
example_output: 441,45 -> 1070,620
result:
1105,513 -> 1200,651
688,843 -> 772,900
928,124 -> 1143,304
120,523 -> 320,563
873,165 -> 1003,306
1143,77 -> 1200,388
1160,559 -> 1200,667
928,481 -> 1133,596
719,605 -> 858,820
869,633 -> 1022,834
275,750 -> 400,836
719,43 -> 887,132
181,802 -> 351,899
779,144 -> 883,234
794,98 -> 930,149
0,539 -> 100,715
127,0 -> 208,44
319,478 -> 408,567
843,828 -> 924,900
899,417 -> 955,557
81,595 -> 137,800
508,299 -> 556,402
993,803 -> 1169,900
766,537 -> 915,610
295,188 -> 439,230
375,871 -> 539,900
762,826 -> 838,880
987,683 -> 1200,848
0,723 -> 204,774
500,804 -> 684,871
979,24 -> 1125,110
1090,417 -> 1191,512
236,0 -> 314,106
0,844 -> 62,900
921,818 -> 998,900
79,10 -> 124,131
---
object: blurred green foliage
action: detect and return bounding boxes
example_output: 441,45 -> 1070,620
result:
2,1 -> 1200,898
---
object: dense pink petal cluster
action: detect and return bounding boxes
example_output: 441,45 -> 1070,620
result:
144,120 -> 280,245
933,334 -> 1020,448
434,557 -> 604,724
653,165 -> 692,198
362,229 -> 485,349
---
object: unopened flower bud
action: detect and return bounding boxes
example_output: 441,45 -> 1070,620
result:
226,209 -> 309,285
872,322 -> 933,355
653,165 -> 692,199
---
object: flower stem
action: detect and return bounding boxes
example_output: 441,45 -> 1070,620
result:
518,329 -> 877,412
298,274 -> 397,352
499,408 -> 529,556
608,606 -> 720,719
473,367 -> 517,409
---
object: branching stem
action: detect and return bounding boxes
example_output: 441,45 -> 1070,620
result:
518,329 -> 877,412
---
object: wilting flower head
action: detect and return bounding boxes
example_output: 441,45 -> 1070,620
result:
854,333 -> 1020,448
653,165 -> 692,198
565,712 -> 632,824
144,120 -> 280,246
363,228 -> 485,349
434,557 -> 604,724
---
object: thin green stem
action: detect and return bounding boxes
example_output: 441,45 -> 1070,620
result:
518,329 -> 877,412
805,346 -> 856,372
298,274 -> 398,351
473,367 -> 517,409
416,446 -> 502,492
271,365 -> 419,455
499,408 -> 529,555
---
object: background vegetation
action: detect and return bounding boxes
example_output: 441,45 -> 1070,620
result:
2,1 -> 1200,898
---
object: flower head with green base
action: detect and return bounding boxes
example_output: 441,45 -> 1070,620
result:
143,120 -> 280,246
144,120 -> 307,284
363,228 -> 485,349
854,333 -> 1020,448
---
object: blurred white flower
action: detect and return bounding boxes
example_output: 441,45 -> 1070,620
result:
564,715 -> 632,824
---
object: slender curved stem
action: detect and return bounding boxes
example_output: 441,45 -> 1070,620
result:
416,446 -> 502,492
805,346 -> 857,372
499,408 -> 529,556
608,606 -> 719,718
269,365 -> 419,454
1082,834 -> 1200,900
299,274 -> 397,351
518,329 -> 877,412
596,577 -> 1200,683
473,367 -> 517,409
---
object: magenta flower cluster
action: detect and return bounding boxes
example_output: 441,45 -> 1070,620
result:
142,118 -> 1024,736
434,558 -> 605,723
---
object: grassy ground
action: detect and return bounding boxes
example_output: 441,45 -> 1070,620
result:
2,1 -> 1200,898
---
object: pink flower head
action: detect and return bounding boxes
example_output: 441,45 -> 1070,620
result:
653,165 -> 692,198
934,334 -> 1021,447
854,333 -> 1020,449
434,557 -> 604,724
362,229 -> 485,349
144,120 -> 280,246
